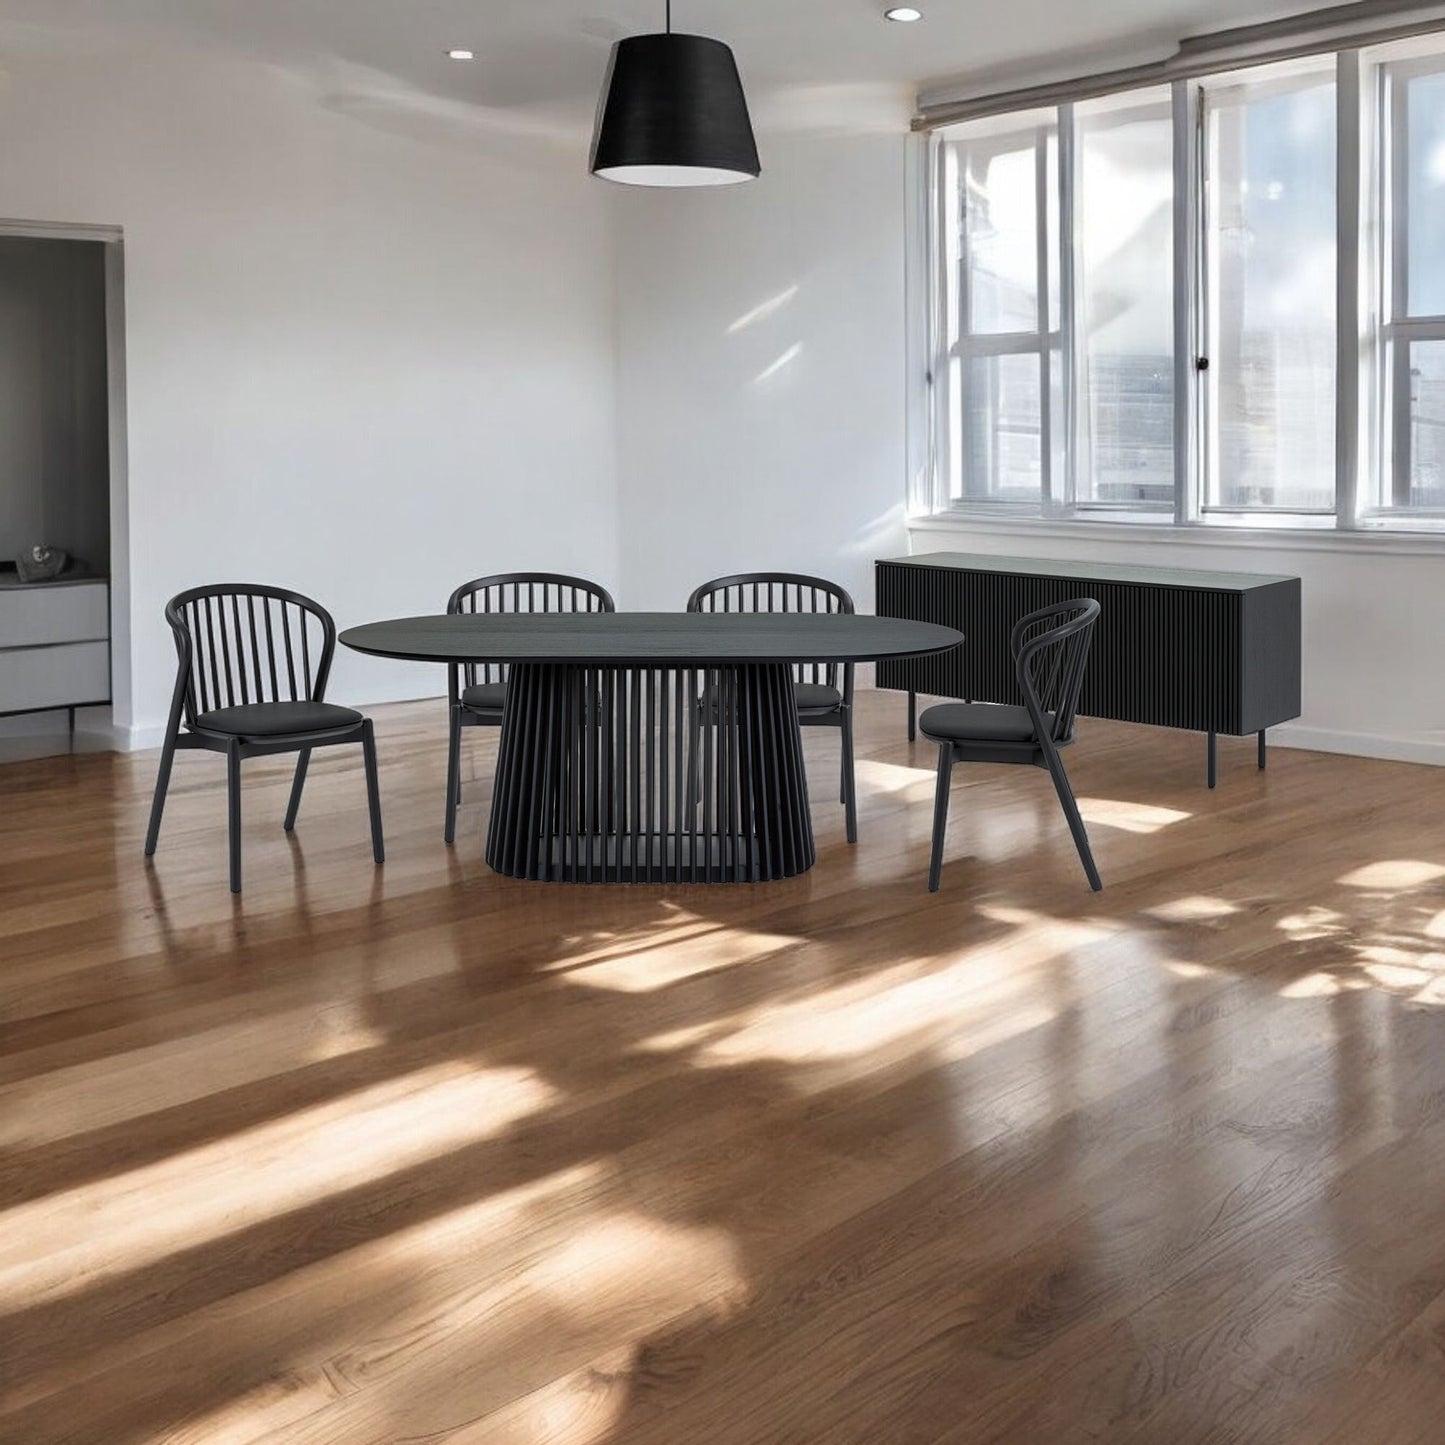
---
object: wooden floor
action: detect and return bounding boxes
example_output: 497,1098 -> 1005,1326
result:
5,692 -> 1445,1444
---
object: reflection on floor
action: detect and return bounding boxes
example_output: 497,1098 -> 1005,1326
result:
3,690 -> 1445,1444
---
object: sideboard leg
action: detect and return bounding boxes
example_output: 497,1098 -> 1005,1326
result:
1207,731 -> 1218,789
1258,729 -> 1267,771
907,690 -> 917,742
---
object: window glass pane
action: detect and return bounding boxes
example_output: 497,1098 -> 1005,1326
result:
954,117 -> 1054,334
1406,338 -> 1445,505
1075,89 -> 1175,507
963,352 -> 1042,501
1407,72 -> 1445,318
1205,71 -> 1336,511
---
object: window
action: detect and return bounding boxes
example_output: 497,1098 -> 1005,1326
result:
923,33 -> 1445,533
1201,64 -> 1336,514
938,111 -> 1058,505
1378,54 -> 1445,515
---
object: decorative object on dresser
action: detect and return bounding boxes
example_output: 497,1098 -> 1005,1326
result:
15,544 -> 70,583
876,553 -> 1301,789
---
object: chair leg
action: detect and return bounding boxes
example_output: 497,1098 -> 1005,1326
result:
928,743 -> 954,893
841,710 -> 858,845
444,705 -> 462,845
227,739 -> 243,895
283,748 -> 312,832
1040,746 -> 1102,892
143,731 -> 179,857
362,719 -> 385,865
907,690 -> 917,742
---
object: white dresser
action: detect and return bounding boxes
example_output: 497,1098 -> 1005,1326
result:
0,576 -> 111,723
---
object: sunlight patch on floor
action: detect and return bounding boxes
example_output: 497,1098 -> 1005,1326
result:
853,757 -> 939,799
1165,960 -> 1221,980
1279,971 -> 1367,999
1147,895 -> 1241,923
0,1063 -> 556,1310
556,928 -> 798,994
0,1000 -> 403,1148
699,912 -> 1112,1070
532,1214 -> 744,1313
465,1345 -> 638,1445
1338,860 -> 1445,889
1277,905 -> 1348,940
134,1164 -> 607,1445
1076,797 -> 1193,834
268,1209 -> 741,1443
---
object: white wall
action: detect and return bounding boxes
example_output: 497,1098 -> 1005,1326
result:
0,38 -> 618,746
613,123 -> 911,613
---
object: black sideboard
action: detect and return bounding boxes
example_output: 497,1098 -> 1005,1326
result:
875,552 -> 1301,787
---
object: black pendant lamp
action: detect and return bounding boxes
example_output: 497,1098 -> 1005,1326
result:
590,1 -> 760,187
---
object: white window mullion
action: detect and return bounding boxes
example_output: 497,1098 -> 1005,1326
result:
1336,47 -> 1363,529
1173,79 -> 1201,525
1057,102 -> 1079,516
1034,123 -> 1055,511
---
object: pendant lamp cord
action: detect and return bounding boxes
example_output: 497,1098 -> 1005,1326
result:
665,0 -> 672,32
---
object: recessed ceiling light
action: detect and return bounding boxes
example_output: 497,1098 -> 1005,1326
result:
884,6 -> 923,19
446,48 -> 476,61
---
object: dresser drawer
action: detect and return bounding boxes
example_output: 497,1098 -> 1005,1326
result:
0,582 -> 110,649
0,641 -> 111,712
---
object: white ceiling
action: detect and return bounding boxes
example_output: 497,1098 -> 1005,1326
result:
0,0 -> 1324,141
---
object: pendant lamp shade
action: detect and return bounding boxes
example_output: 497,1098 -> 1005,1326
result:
591,33 -> 760,187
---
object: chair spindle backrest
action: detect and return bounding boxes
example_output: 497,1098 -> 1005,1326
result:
165,584 -> 337,727
448,573 -> 615,688
686,573 -> 854,690
1010,598 -> 1101,747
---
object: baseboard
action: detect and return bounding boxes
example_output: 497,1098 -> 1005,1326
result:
71,697 -> 1445,772
1267,723 -> 1445,768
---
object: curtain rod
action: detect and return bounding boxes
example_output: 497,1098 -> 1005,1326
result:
915,0 -> 1445,130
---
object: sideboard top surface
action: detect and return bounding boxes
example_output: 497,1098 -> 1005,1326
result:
880,552 -> 1297,593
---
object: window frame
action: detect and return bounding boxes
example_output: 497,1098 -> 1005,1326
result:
1375,53 -> 1445,519
936,115 -> 1060,511
921,36 -> 1445,537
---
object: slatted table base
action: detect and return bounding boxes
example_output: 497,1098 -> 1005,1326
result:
485,663 -> 816,884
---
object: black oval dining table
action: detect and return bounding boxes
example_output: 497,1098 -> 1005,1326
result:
341,611 -> 964,884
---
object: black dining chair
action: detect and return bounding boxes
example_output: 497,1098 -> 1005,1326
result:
143,584 -> 384,894
922,598 -> 1102,893
687,573 -> 858,844
445,572 -> 616,845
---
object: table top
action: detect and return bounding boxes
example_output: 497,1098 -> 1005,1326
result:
341,612 -> 964,666
881,551 -> 1298,592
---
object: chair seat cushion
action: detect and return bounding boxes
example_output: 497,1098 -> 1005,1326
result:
193,701 -> 363,738
793,682 -> 843,714
919,702 -> 1041,744
701,681 -> 843,716
460,681 -> 507,713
